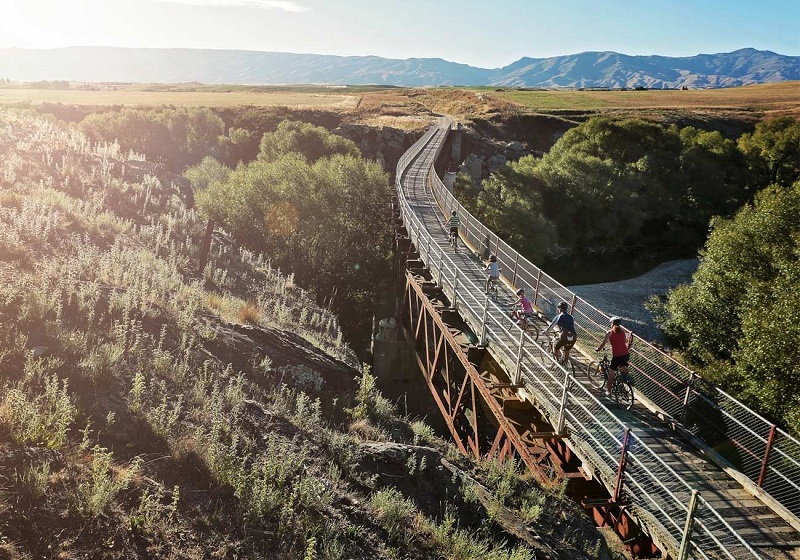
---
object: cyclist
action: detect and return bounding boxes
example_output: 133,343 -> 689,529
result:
448,210 -> 460,245
484,254 -> 499,293
511,288 -> 534,324
544,301 -> 576,363
597,316 -> 632,396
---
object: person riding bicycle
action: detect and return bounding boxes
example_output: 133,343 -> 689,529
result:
511,288 -> 534,324
484,254 -> 500,293
544,301 -> 576,363
449,210 -> 460,244
597,316 -> 632,396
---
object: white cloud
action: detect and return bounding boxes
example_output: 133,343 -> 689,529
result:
146,0 -> 310,11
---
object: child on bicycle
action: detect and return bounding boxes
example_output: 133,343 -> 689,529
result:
597,316 -> 632,396
544,301 -> 576,363
511,288 -> 534,325
484,254 -> 499,293
449,210 -> 459,244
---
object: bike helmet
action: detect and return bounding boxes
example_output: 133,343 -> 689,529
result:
610,316 -> 622,325
557,301 -> 569,311
451,210 -> 457,216
516,288 -> 524,296
489,254 -> 497,262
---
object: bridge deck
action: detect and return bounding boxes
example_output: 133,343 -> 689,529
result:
397,123 -> 800,559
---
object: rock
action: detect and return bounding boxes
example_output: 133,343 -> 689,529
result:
507,140 -> 525,152
459,153 -> 483,185
31,346 -> 48,358
486,154 -> 507,173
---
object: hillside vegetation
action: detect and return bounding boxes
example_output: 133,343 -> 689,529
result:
0,109 -> 615,559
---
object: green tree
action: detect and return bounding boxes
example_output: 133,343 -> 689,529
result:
258,120 -> 359,163
79,107 -> 225,169
534,117 -> 685,253
654,182 -> 800,431
474,156 -> 556,261
675,126 -> 749,248
197,146 -> 392,348
738,117 -> 800,188
183,157 -> 232,193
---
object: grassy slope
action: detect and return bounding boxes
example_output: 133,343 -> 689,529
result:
0,110 -> 611,559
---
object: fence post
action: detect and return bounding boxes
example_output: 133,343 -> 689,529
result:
677,490 -> 699,560
511,253 -> 519,286
757,425 -> 778,487
533,270 -> 543,307
480,293 -> 489,346
494,235 -> 501,259
514,328 -> 525,385
197,218 -> 215,276
569,294 -> 577,314
452,268 -> 459,311
681,372 -> 696,427
425,235 -> 431,265
556,367 -> 571,435
438,250 -> 445,286
613,428 -> 630,502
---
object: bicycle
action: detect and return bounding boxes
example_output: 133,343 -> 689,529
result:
589,354 -> 634,410
449,229 -> 458,253
509,308 -> 540,341
484,267 -> 501,302
545,331 -> 576,376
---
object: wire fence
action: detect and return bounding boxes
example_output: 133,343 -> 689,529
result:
395,118 -> 764,559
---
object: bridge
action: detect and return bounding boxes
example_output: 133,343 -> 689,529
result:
392,118 -> 800,559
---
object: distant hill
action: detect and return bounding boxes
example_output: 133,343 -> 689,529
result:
1,46 -> 798,88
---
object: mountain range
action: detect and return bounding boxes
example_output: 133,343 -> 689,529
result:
1,46 -> 798,88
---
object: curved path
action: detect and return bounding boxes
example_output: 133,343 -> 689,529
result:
395,119 -> 800,560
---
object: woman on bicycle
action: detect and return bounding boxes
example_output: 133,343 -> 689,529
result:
511,288 -> 534,324
484,254 -> 499,293
597,316 -> 632,396
544,301 -> 576,363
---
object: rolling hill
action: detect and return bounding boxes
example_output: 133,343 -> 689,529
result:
1,46 -> 798,88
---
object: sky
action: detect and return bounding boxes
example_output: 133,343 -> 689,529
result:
0,0 -> 798,68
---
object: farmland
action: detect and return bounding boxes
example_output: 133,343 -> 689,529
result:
0,85 -> 360,108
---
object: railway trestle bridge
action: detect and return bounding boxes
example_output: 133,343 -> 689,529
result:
392,118 -> 800,559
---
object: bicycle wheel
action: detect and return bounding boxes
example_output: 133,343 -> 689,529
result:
584,361 -> 605,389
613,379 -> 634,410
523,322 -> 539,341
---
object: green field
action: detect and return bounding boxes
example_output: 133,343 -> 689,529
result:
477,81 -> 800,112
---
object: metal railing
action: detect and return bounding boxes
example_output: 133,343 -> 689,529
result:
424,120 -> 800,525
395,118 -> 765,559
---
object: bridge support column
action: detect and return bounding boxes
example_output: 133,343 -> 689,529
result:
450,122 -> 462,165
372,316 -> 420,418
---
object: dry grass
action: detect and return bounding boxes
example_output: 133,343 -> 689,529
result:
236,300 -> 262,324
0,87 -> 359,108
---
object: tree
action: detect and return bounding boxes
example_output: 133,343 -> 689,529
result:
79,107 -> 225,169
533,117 -> 684,253
738,117 -> 800,188
258,120 -> 359,163
183,157 -> 231,193
473,156 -> 556,261
654,181 -> 800,431
196,144 -> 392,349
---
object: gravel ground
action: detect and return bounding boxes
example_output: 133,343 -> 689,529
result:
569,258 -> 699,342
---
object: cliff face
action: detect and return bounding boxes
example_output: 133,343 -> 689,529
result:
335,122 -> 420,173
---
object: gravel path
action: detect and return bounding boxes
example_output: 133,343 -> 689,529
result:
569,258 -> 698,342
